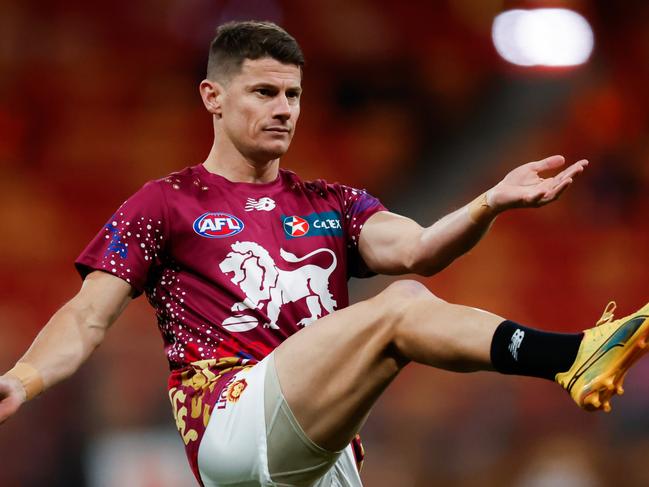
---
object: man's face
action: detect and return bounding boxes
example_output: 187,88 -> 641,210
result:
218,57 -> 302,162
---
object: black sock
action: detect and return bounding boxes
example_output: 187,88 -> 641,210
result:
490,320 -> 583,381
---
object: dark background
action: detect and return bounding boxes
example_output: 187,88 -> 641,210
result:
2,0 -> 649,485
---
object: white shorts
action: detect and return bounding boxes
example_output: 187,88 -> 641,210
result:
197,353 -> 363,487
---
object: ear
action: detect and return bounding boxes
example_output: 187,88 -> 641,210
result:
199,79 -> 225,117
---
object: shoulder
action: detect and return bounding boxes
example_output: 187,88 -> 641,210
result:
280,169 -> 382,216
280,168 -> 358,199
118,166 -> 198,211
153,166 -> 197,190
135,165 -> 204,200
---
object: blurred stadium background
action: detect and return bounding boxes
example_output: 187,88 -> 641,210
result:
2,0 -> 649,485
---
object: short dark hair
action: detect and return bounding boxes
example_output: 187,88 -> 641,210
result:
207,21 -> 305,81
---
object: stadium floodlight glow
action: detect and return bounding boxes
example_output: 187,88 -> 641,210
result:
492,8 -> 594,67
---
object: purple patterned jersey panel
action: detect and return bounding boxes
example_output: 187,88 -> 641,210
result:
75,165 -> 386,483
76,165 -> 386,370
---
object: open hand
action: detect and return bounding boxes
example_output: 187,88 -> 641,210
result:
0,375 -> 26,425
488,155 -> 589,211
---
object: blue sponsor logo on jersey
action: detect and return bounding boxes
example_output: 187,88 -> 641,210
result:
282,211 -> 342,239
193,212 -> 244,238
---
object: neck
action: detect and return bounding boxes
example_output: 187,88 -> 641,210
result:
202,133 -> 280,184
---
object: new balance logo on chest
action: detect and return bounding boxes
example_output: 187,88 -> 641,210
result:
245,197 -> 276,212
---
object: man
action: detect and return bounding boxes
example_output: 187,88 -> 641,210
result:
1,21 -> 647,487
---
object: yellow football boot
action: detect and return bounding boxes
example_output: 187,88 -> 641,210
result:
556,301 -> 649,412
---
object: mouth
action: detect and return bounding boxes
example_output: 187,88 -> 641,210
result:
264,127 -> 291,134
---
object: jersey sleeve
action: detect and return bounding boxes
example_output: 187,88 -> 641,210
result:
75,181 -> 169,297
337,184 -> 388,278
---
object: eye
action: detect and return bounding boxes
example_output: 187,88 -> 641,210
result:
255,88 -> 273,97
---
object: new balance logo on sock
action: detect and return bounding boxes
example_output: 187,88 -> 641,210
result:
509,329 -> 525,361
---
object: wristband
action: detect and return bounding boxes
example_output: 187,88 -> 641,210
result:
6,362 -> 44,401
468,192 -> 495,223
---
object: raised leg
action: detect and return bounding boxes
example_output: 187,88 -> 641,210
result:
274,280 -> 502,451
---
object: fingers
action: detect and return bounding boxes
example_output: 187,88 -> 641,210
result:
542,177 -> 573,202
546,158 -> 588,197
555,158 -> 589,181
533,158 -> 588,205
528,155 -> 565,172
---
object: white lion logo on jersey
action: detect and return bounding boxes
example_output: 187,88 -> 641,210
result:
219,241 -> 337,331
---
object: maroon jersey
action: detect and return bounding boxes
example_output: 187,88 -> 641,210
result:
76,164 -> 386,484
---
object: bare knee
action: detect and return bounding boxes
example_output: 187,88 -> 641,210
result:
374,280 -> 443,330
380,279 -> 441,305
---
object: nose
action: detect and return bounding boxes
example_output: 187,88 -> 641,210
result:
272,95 -> 291,122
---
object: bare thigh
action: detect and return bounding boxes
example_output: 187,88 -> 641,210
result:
274,280 -> 503,451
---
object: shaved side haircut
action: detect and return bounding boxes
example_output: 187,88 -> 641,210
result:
207,21 -> 305,82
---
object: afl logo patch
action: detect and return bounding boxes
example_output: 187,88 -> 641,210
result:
193,212 -> 244,238
283,216 -> 310,237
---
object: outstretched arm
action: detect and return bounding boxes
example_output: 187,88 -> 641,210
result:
0,271 -> 133,424
359,155 -> 588,276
